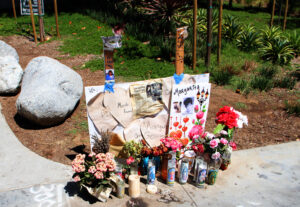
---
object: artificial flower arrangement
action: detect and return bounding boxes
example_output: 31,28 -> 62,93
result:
190,105 -> 248,171
120,140 -> 143,176
71,152 -> 116,201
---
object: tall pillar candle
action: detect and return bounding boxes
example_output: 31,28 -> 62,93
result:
129,175 -> 140,198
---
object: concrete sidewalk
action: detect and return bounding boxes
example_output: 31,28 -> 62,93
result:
0,103 -> 299,207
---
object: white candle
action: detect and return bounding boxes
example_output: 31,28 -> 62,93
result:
129,175 -> 140,198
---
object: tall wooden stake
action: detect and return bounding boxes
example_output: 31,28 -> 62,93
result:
175,27 -> 186,75
205,0 -> 213,68
283,0 -> 288,31
217,0 -> 223,65
192,0 -> 197,71
270,0 -> 276,27
54,0 -> 61,38
11,0 -> 17,20
38,0 -> 45,42
29,0 -> 38,43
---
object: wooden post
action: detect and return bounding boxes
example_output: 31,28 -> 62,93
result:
192,0 -> 197,71
217,0 -> 223,65
205,0 -> 213,68
278,0 -> 282,25
270,0 -> 276,27
175,27 -> 186,75
29,0 -> 38,43
283,0 -> 288,31
11,0 -> 17,20
38,0 -> 45,42
54,0 -> 61,38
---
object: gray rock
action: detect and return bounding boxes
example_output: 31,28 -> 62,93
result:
16,56 -> 83,126
0,56 -> 23,94
0,40 -> 19,62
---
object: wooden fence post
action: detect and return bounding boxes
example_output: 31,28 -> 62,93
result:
29,0 -> 38,43
54,0 -> 61,38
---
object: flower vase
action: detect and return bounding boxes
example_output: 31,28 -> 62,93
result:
83,185 -> 112,202
141,157 -> 149,176
220,159 -> 231,171
153,156 -> 161,173
130,162 -> 139,175
207,159 -> 221,185
161,153 -> 173,181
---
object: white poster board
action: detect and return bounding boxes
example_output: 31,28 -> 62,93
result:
85,74 -> 210,149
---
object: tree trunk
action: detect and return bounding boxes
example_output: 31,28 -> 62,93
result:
38,0 -> 45,42
217,0 -> 223,65
283,0 -> 288,31
205,0 -> 213,68
192,0 -> 197,71
270,0 -> 276,27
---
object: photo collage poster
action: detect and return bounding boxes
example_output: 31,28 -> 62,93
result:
168,83 -> 211,140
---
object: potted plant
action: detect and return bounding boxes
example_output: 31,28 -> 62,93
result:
71,152 -> 116,202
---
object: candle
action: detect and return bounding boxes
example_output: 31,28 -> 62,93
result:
129,175 -> 140,198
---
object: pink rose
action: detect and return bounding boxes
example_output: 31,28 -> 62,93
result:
220,138 -> 228,145
192,119 -> 195,124
94,171 -> 104,179
194,105 -> 199,112
188,125 -> 204,139
199,119 -> 205,125
196,111 -> 204,120
210,139 -> 218,149
211,152 -> 221,160
88,166 -> 97,174
73,175 -> 81,182
88,152 -> 96,157
96,153 -> 106,162
96,162 -> 107,172
230,141 -> 237,150
126,156 -> 135,165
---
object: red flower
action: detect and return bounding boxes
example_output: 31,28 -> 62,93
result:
229,141 -> 237,151
197,144 -> 204,153
216,106 -> 239,129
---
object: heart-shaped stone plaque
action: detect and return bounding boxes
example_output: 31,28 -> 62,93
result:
103,87 -> 133,128
87,92 -> 118,132
141,114 -> 168,147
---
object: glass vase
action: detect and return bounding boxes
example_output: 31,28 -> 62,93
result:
207,158 -> 221,185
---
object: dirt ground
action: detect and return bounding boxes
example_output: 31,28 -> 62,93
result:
0,35 -> 299,165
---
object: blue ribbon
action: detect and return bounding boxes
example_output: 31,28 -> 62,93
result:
104,81 -> 115,93
173,73 -> 184,84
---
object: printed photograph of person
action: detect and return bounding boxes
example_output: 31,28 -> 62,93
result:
173,101 -> 182,113
182,97 -> 194,115
146,82 -> 162,101
105,70 -> 115,81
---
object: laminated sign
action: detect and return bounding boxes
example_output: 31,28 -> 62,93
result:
129,80 -> 164,118
20,0 -> 44,15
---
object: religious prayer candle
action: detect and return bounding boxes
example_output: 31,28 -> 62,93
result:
129,175 -> 140,198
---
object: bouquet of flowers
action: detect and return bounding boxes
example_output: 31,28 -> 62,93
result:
71,152 -> 116,201
72,152 -> 116,188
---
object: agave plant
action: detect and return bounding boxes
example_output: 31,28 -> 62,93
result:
286,31 -> 300,57
259,38 -> 295,65
223,15 -> 242,42
136,0 -> 191,35
259,26 -> 282,46
236,24 -> 260,51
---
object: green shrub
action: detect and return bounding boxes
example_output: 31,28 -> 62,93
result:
286,31 -> 300,57
211,67 -> 235,86
236,24 -> 260,51
258,65 -> 278,79
250,75 -> 274,91
259,26 -> 282,46
284,100 -> 300,116
275,76 -> 297,90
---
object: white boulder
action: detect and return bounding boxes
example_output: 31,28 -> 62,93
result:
0,56 -> 23,94
16,56 -> 83,126
0,40 -> 19,62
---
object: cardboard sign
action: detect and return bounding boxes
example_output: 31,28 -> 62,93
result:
103,87 -> 133,128
123,119 -> 143,142
168,83 -> 211,139
141,114 -> 169,147
87,93 -> 118,132
20,0 -> 44,15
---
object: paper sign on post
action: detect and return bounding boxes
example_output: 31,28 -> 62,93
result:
20,0 -> 44,15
